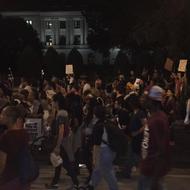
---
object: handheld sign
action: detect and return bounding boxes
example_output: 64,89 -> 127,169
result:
164,58 -> 174,72
65,64 -> 74,75
24,118 -> 42,145
178,59 -> 188,72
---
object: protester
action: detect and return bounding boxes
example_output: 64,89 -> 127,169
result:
138,85 -> 171,190
87,105 -> 118,190
125,93 -> 147,178
184,91 -> 190,125
0,105 -> 30,190
45,93 -> 79,189
0,66 -> 189,190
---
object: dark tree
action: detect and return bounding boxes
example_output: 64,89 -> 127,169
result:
84,0 -> 190,61
67,48 -> 83,77
0,16 -> 42,75
17,46 -> 42,77
43,47 -> 58,77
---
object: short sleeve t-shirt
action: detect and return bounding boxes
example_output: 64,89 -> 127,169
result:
56,110 -> 75,161
0,129 -> 29,184
129,110 -> 146,154
92,120 -> 104,146
56,110 -> 70,138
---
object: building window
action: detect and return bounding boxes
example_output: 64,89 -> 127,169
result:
59,35 -> 66,45
46,35 -> 53,46
74,20 -> 80,29
45,21 -> 53,29
73,35 -> 81,45
60,21 -> 66,29
26,20 -> 32,25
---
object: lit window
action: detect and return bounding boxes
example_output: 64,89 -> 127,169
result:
74,20 -> 80,29
46,21 -> 53,29
26,20 -> 32,25
73,35 -> 81,45
60,21 -> 66,29
46,35 -> 53,46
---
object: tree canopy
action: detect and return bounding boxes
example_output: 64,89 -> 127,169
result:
84,0 -> 190,59
0,16 -> 42,75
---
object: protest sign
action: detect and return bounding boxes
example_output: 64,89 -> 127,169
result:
65,64 -> 74,74
24,118 -> 42,145
178,59 -> 188,72
164,58 -> 174,72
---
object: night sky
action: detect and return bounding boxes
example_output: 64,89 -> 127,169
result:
0,0 -> 88,11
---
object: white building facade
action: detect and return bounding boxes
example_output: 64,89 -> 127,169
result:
1,11 -> 93,64
1,11 -> 120,65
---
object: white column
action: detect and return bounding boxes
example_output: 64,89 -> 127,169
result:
70,18 -> 74,45
84,18 -> 88,45
55,20 -> 59,45
66,18 -> 70,45
81,18 -> 84,45
40,18 -> 45,45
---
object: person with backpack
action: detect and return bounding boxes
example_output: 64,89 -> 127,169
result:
0,105 -> 32,190
87,105 -> 118,190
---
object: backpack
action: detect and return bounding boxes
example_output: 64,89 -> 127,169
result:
18,146 -> 39,184
103,120 -> 128,158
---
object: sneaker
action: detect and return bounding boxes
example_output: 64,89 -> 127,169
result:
45,183 -> 59,189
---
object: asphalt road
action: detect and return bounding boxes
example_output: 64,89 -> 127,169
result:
31,121 -> 190,190
31,166 -> 190,190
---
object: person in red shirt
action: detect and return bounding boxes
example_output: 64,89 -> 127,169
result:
138,85 -> 171,190
0,105 -> 30,190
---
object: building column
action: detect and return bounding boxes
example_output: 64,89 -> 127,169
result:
55,20 -> 59,45
69,18 -> 74,45
40,18 -> 45,45
81,18 -> 84,45
66,18 -> 70,45
84,18 -> 88,45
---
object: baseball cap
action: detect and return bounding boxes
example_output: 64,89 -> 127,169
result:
148,85 -> 165,102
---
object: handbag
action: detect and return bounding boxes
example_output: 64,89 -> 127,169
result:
50,152 -> 63,167
18,146 -> 39,184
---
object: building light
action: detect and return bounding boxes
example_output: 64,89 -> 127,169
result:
26,20 -> 32,25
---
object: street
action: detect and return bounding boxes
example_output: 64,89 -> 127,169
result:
31,165 -> 190,190
31,122 -> 190,190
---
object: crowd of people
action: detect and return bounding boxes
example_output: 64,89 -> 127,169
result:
0,69 -> 190,190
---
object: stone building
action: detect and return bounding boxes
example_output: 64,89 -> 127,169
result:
1,10 -> 120,65
1,11 -> 92,64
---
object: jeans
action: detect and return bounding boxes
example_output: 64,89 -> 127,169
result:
51,147 -> 78,186
138,175 -> 166,190
91,146 -> 118,190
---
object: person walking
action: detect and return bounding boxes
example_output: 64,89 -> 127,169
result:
138,85 -> 171,190
87,105 -> 118,190
45,93 -> 79,189
0,105 -> 31,190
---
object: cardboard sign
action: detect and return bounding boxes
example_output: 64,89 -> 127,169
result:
134,78 -> 141,85
178,59 -> 188,72
65,64 -> 74,74
46,89 -> 56,100
164,58 -> 174,72
24,118 -> 42,145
